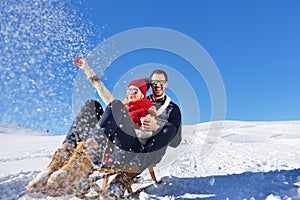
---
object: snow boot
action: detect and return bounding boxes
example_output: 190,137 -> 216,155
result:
26,148 -> 70,194
46,141 -> 93,196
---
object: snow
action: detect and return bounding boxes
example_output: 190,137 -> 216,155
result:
0,0 -> 101,135
0,121 -> 300,200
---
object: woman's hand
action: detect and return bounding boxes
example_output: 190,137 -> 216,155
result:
73,56 -> 88,70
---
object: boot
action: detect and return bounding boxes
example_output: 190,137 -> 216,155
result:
46,142 -> 93,195
26,148 -> 70,194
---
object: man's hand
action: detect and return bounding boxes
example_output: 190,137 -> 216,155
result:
141,117 -> 159,132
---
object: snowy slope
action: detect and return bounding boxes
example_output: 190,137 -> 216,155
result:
0,121 -> 300,200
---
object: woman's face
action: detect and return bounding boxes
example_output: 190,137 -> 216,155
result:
126,85 -> 143,102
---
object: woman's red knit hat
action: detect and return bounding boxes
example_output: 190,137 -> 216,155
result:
128,78 -> 149,97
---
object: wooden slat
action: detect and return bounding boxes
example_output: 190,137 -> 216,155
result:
148,166 -> 158,183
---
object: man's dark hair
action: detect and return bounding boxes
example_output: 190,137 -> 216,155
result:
150,69 -> 168,81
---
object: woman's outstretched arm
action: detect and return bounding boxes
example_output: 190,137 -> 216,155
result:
73,56 -> 115,105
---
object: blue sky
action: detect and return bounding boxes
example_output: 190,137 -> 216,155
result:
85,0 -> 300,121
1,0 -> 300,134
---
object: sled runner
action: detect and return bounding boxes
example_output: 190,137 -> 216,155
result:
73,165 -> 162,199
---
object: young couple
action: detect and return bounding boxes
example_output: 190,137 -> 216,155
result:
27,56 -> 182,198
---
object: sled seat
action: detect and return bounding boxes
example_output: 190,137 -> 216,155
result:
93,165 -> 158,194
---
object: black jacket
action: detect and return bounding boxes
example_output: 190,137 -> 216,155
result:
149,95 -> 182,148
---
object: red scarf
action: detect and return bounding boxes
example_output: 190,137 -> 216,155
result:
125,98 -> 153,126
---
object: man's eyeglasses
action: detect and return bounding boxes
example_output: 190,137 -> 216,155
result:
126,87 -> 139,95
151,80 -> 166,85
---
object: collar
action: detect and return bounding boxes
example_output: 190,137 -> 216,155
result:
148,95 -> 171,116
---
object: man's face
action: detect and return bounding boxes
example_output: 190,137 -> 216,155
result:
150,73 -> 168,99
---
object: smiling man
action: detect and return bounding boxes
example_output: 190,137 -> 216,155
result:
146,69 -> 181,147
132,69 -> 182,172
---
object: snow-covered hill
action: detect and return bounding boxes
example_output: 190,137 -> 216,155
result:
0,121 -> 300,200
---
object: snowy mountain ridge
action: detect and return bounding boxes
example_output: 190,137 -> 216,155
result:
0,122 -> 54,136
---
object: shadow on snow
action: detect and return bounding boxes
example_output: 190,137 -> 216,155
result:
145,169 -> 300,200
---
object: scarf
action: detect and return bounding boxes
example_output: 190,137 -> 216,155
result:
126,98 -> 154,126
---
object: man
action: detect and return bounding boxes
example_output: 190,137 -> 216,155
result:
104,69 -> 182,198
143,69 -> 182,148
128,69 -> 182,172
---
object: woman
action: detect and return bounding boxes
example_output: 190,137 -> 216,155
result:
27,56 -> 157,196
72,56 -> 157,148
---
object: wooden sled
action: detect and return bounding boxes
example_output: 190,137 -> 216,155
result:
74,165 -> 161,199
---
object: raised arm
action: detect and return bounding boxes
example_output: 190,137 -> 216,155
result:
73,56 -> 115,105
